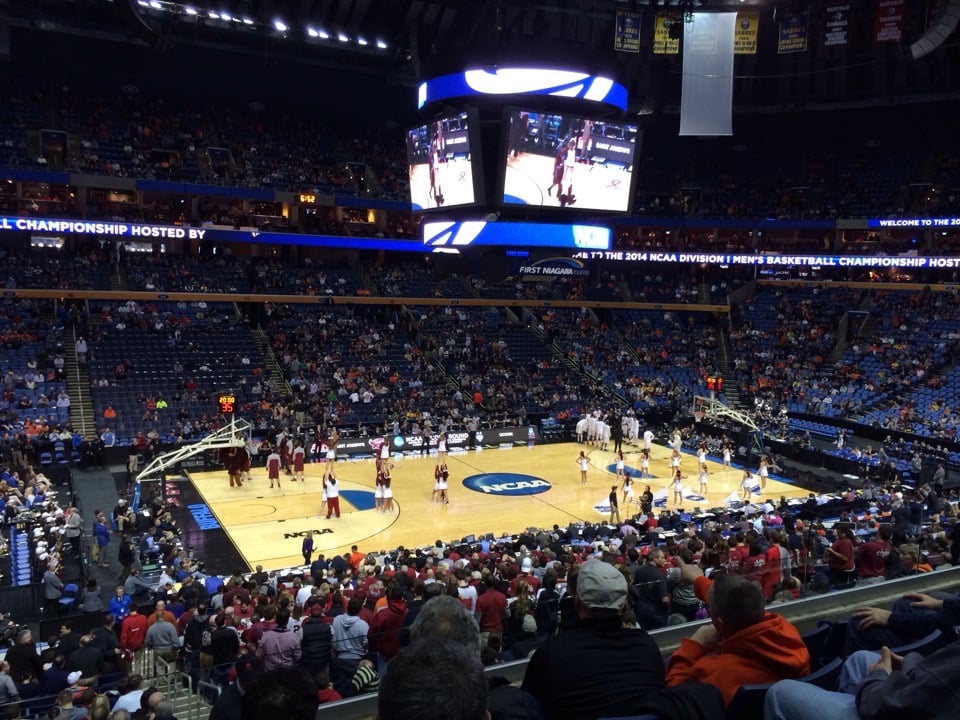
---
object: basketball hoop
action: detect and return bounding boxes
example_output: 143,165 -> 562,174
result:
694,411 -> 704,423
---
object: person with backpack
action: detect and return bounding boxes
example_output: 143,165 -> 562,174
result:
533,570 -> 560,639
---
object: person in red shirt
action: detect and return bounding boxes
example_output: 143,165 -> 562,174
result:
120,606 -> 148,668
368,584 -> 407,674
825,526 -> 856,586
474,575 -> 507,647
856,524 -> 893,582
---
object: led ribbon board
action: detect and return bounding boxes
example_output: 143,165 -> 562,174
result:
418,68 -> 629,112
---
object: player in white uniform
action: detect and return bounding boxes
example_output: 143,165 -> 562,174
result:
576,417 -> 589,443
643,428 -> 654,451
599,422 -> 611,452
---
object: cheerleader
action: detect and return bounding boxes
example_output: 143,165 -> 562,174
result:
741,469 -> 753,502
436,462 -> 449,504
376,440 -> 391,472
437,432 -> 448,459
722,445 -> 732,469
672,469 -> 684,505
325,427 -> 340,468
433,462 -> 445,503
698,463 -> 709,495
576,450 -> 589,485
292,441 -> 305,482
320,475 -> 328,516
615,450 -> 625,480
374,464 -> 386,513
266,446 -> 281,490
621,473 -> 634,506
758,457 -> 769,490
383,469 -> 395,512
640,448 -> 650,479
670,448 -> 682,473
697,444 -> 707,466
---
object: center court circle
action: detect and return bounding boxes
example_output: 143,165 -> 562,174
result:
462,472 -> 552,496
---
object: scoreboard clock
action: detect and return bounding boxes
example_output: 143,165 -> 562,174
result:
217,394 -> 236,414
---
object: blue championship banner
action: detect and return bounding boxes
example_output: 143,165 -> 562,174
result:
615,9 -> 641,53
778,10 -> 809,53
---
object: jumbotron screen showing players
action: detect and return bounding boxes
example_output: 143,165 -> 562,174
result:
501,109 -> 639,212
406,110 -> 482,211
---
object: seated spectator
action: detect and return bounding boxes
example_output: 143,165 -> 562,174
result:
764,641 -> 960,720
521,559 -> 665,720
378,638 -> 487,720
665,558 -> 810,706
844,591 -> 960,656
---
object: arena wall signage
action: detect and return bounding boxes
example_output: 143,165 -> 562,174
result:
312,426 -> 540,459
868,217 -> 960,228
570,250 -> 960,268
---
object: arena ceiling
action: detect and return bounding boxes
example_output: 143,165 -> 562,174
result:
1,0 -> 957,116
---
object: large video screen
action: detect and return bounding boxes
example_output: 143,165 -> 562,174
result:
406,110 -> 482,211
502,109 -> 639,212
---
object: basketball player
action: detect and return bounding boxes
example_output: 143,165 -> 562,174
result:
238,442 -> 251,485
292,441 -> 305,483
643,427 -> 654,452
266,446 -> 281,490
560,139 -> 577,207
546,142 -> 565,198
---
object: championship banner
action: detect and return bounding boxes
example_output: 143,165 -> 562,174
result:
734,11 -> 759,54
824,4 -> 851,46
778,10 -> 809,53
875,0 -> 906,42
653,13 -> 680,54
614,8 -> 641,53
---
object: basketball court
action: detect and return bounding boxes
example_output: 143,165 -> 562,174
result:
183,441 -> 809,571
503,152 -> 632,209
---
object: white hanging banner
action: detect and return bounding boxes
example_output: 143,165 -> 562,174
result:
679,12 -> 737,136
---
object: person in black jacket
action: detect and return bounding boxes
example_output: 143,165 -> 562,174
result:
299,606 -> 333,675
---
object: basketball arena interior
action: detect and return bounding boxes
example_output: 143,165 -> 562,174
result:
1,0 -> 960,718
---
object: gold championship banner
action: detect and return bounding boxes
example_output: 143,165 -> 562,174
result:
734,11 -> 759,54
653,13 -> 680,54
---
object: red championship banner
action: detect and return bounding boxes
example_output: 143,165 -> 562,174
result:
875,0 -> 906,43
824,4 -> 851,47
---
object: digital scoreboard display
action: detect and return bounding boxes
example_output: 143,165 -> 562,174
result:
217,394 -> 236,414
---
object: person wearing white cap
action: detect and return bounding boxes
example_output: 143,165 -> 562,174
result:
521,559 -> 666,720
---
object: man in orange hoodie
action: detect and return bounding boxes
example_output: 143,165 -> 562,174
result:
666,558 -> 810,706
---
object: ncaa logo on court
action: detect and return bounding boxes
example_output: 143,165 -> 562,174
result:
463,472 -> 551,496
